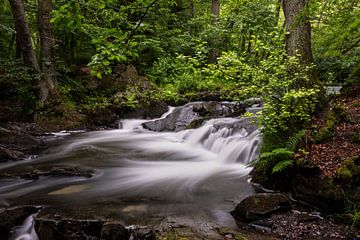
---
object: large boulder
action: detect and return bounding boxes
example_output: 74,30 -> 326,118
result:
100,222 -> 129,240
142,102 -> 246,132
230,193 -> 291,222
0,126 -> 43,162
292,159 -> 346,212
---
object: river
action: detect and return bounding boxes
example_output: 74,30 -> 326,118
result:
0,104 -> 261,239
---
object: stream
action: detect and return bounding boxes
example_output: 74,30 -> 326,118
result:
0,103 -> 261,239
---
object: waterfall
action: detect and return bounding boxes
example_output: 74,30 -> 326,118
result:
9,214 -> 38,240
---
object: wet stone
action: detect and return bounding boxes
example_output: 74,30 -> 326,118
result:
231,193 -> 291,222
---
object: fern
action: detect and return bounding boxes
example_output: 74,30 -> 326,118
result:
285,129 -> 306,151
255,148 -> 293,170
254,130 -> 304,173
272,160 -> 293,173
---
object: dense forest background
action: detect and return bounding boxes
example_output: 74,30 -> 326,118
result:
1,0 -> 359,154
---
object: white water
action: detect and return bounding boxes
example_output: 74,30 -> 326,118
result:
9,214 -> 38,240
0,104 -> 261,238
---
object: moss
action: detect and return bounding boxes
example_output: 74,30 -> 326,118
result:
186,119 -> 204,129
217,227 -> 248,240
353,211 -> 360,229
157,227 -> 195,240
336,157 -> 360,186
313,112 -> 336,143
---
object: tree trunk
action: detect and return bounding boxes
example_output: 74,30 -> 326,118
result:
8,0 -> 39,71
282,0 -> 313,64
210,0 -> 220,63
212,0 -> 220,19
38,0 -> 57,105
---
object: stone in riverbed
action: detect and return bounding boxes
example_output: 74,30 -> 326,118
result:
129,227 -> 156,240
0,145 -> 25,162
142,101 -> 247,132
100,222 -> 129,240
35,218 -> 103,240
230,193 -> 291,222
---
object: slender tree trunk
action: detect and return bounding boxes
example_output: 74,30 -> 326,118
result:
210,0 -> 220,63
282,0 -> 313,64
8,0 -> 39,71
38,0 -> 57,105
275,0 -> 281,26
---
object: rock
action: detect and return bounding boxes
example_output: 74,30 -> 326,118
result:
0,206 -> 41,239
35,217 -> 102,240
113,100 -> 169,119
129,227 -> 156,240
230,193 -> 291,222
100,222 -> 129,240
0,145 -> 25,162
0,126 -> 41,147
83,107 -> 118,127
111,64 -> 150,92
142,105 -> 198,132
292,173 -> 345,212
142,102 -> 247,132
292,160 -> 345,212
19,167 -> 95,180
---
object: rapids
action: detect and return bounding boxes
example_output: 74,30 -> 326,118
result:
0,103 -> 261,239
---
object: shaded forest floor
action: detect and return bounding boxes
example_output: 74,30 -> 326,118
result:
311,95 -> 360,176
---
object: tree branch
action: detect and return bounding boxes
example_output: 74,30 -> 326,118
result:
125,0 -> 159,44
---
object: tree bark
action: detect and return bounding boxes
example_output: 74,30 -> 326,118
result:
38,0 -> 57,105
210,0 -> 220,63
282,0 -> 313,64
8,0 -> 39,71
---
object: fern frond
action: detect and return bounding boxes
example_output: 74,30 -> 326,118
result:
255,157 -> 271,169
286,129 -> 306,151
271,148 -> 293,158
272,159 -> 293,173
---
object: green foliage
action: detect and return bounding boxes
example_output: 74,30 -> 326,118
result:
353,211 -> 360,229
256,148 -> 293,173
312,0 -> 360,84
0,57 -> 40,117
255,129 -> 306,174
285,129 -> 306,151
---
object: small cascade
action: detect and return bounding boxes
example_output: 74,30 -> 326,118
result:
9,213 -> 38,240
185,118 -> 260,164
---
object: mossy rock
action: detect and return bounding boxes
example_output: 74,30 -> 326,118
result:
313,112 -> 336,143
335,156 -> 360,186
217,228 -> 248,240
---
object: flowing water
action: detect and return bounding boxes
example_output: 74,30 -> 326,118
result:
0,104 -> 261,239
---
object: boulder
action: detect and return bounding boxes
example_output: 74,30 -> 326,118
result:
100,222 -> 129,240
142,102 -> 246,132
230,193 -> 291,222
292,159 -> 345,212
129,227 -> 156,240
0,126 -> 41,148
113,100 -> 169,119
35,217 -> 102,240
0,145 -> 25,162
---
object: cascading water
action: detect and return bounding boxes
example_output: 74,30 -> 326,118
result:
9,213 -> 38,240
0,103 -> 261,239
